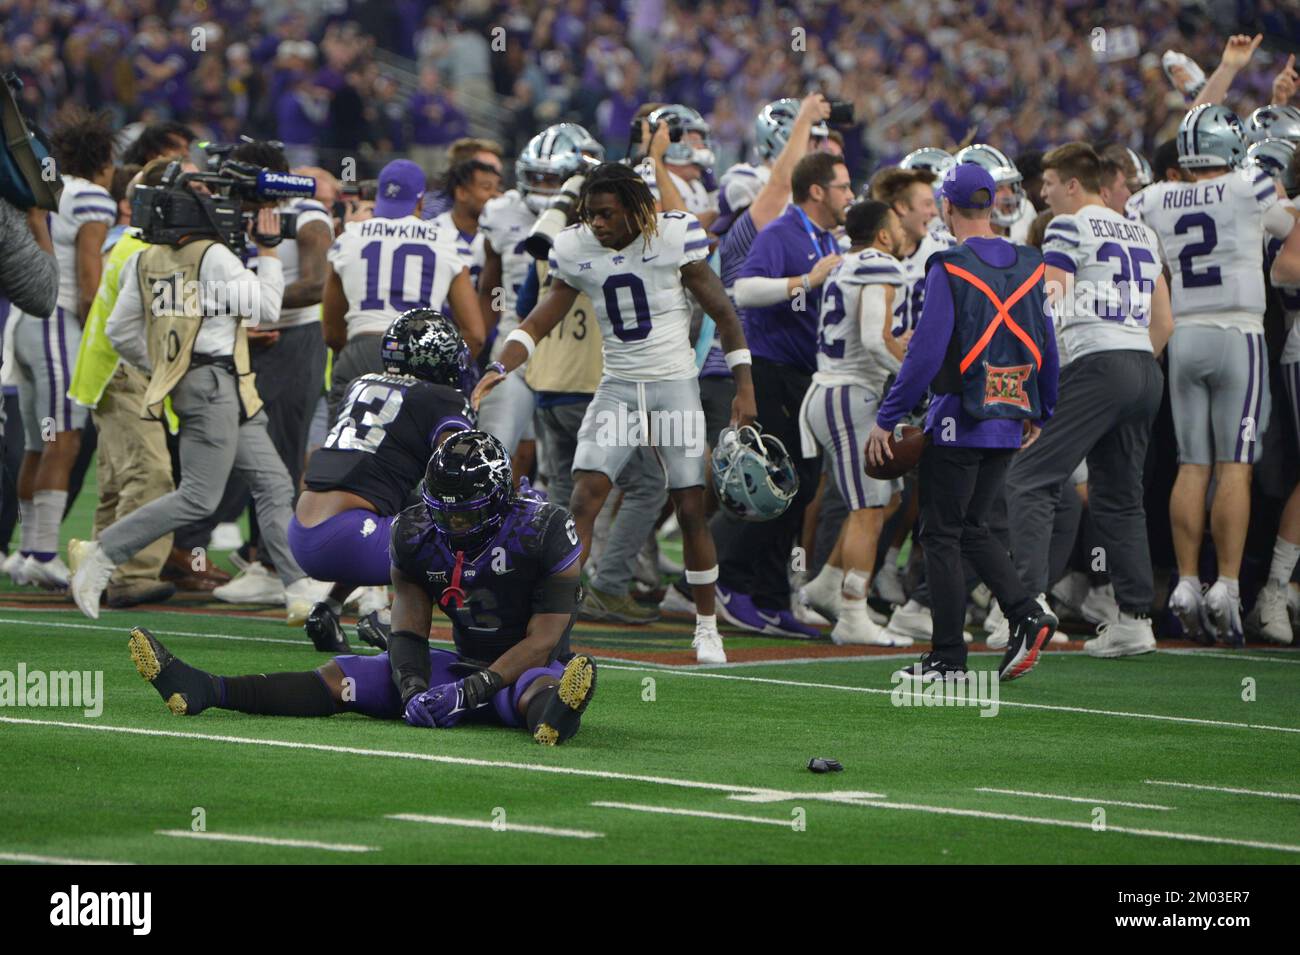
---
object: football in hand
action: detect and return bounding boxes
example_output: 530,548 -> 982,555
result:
865,424 -> 926,480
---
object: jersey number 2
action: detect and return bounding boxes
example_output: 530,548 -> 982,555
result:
1173,213 -> 1221,289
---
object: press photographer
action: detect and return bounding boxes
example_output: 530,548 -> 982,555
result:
67,158 -> 319,622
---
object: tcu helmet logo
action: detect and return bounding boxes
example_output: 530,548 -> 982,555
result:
982,361 -> 1032,411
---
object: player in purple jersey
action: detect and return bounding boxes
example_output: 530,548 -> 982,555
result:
129,431 -> 596,746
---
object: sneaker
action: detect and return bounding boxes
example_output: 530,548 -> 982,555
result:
284,577 -> 319,626
25,554 -> 71,589
532,654 -> 598,745
753,607 -> 822,639
1081,582 -> 1120,626
658,581 -> 696,615
347,585 -> 390,617
304,601 -> 350,652
1085,613 -> 1157,658
715,584 -> 759,630
873,562 -> 907,605
211,522 -> 244,550
892,651 -> 968,685
970,582 -> 992,611
1202,580 -> 1243,647
1050,571 -> 1090,619
832,605 -> 912,647
1169,577 -> 1204,641
797,581 -> 841,625
161,546 -> 231,592
212,563 -> 285,605
129,626 -> 219,716
986,614 -> 1010,650
581,584 -> 661,625
692,624 -> 726,664
983,599 -> 1005,636
886,598 -> 934,642
356,610 -> 390,651
105,580 -> 177,609
68,539 -> 115,620
998,607 -> 1059,681
1246,581 -> 1293,646
3,550 -> 30,585
794,601 -> 833,628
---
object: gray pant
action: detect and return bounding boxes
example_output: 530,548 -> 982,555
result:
1005,349 -> 1163,613
327,333 -> 385,421
99,365 -> 305,586
536,398 -> 668,595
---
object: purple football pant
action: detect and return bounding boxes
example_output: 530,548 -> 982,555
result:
334,647 -> 565,725
288,510 -> 394,584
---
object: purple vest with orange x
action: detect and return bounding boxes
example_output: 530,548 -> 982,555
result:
929,243 -> 1049,421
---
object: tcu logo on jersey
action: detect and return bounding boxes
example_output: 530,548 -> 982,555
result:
982,362 -> 1032,411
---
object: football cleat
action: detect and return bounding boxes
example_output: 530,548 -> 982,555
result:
304,602 -> 350,653
1169,577 -> 1205,642
532,655 -> 597,746
1245,580 -> 1293,646
212,562 -> 285,605
356,610 -> 391,651
831,605 -> 911,647
25,554 -> 71,589
1080,583 -> 1121,626
1202,580 -> 1243,647
69,539 -> 115,619
1085,613 -> 1157,658
128,626 -> 218,716
285,577 -> 325,627
892,651 -> 969,686
692,625 -> 727,664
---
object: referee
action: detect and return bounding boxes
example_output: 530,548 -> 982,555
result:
867,163 -> 1060,683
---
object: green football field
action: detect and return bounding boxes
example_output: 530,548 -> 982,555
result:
1,483 -> 1298,864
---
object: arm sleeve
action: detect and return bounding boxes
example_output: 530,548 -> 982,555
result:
856,283 -> 889,354
537,506 -> 582,577
1263,200 -> 1296,239
733,274 -> 790,307
876,264 -> 954,430
105,251 -> 150,370
0,199 -> 58,317
205,243 -> 285,326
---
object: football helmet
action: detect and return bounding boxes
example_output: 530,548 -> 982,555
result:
1247,138 -> 1297,194
1244,104 -> 1300,145
754,98 -> 830,162
381,309 -> 473,390
954,143 -> 1024,228
420,430 -> 515,552
711,425 -> 798,522
900,146 -> 957,179
1177,104 -> 1248,170
1124,146 -> 1153,188
648,104 -> 715,168
517,125 -> 590,214
551,122 -> 606,161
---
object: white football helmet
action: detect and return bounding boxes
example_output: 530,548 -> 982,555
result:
954,143 -> 1025,228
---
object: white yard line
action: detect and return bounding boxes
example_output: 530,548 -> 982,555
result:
602,664 -> 1300,734
1144,780 -> 1300,801
0,850 -> 132,865
387,813 -> 602,839
1162,650 -> 1300,665
592,801 -> 794,827
973,787 -> 1173,810
823,797 -> 1300,855
155,829 -> 376,852
728,790 -> 887,803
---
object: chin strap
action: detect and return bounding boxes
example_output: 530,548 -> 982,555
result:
439,550 -> 467,610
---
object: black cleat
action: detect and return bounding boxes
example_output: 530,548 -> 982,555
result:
128,626 -> 218,716
532,655 -> 598,746
998,608 -> 1058,681
305,602 -> 350,653
891,651 -> 969,685
356,610 -> 390,651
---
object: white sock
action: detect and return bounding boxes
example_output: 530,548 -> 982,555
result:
810,563 -> 844,594
843,570 -> 869,600
696,613 -> 717,631
31,490 -> 67,558
1180,575 -> 1201,593
883,546 -> 901,573
1269,538 -> 1300,585
18,499 -> 36,554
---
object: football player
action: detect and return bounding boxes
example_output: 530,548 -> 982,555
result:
431,158 -> 499,291
473,163 -> 758,663
10,110 -> 116,588
1005,142 -> 1172,658
797,200 -> 910,646
322,159 -> 484,420
636,105 -> 720,230
129,430 -> 596,745
289,309 -> 476,652
955,144 -> 1034,242
1132,104 -> 1296,643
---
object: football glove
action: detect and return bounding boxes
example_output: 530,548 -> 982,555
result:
403,669 -> 504,729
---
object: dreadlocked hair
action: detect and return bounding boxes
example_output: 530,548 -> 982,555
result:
50,107 -> 117,181
577,162 -> 659,247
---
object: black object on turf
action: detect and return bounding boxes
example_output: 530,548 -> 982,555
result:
356,610 -> 390,650
807,757 -> 844,774
304,601 -> 350,653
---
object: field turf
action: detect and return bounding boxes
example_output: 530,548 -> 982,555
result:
1,480 -> 1298,864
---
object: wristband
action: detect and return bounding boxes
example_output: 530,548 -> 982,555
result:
504,328 -> 536,358
487,361 -> 506,377
801,274 -> 812,293
724,348 -> 751,370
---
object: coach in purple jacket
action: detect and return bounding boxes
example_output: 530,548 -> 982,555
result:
868,163 -> 1060,685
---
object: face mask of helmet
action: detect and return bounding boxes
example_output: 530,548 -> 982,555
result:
420,431 -> 514,552
710,426 -> 798,522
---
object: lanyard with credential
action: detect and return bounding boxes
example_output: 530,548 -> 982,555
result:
791,205 -> 834,258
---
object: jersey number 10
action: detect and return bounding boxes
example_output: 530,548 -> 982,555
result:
360,241 -> 438,311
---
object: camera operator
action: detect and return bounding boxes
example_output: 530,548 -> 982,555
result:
68,160 -> 316,623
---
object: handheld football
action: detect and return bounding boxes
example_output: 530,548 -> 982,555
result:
865,424 -> 926,480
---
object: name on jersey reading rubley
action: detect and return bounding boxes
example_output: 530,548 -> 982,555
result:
1160,183 -> 1227,209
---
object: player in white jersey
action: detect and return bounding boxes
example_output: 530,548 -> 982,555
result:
796,200 -> 910,647
10,111 -> 117,588
1132,105 -> 1296,643
472,163 -> 757,664
323,159 -> 483,420
1257,156 -> 1300,644
634,105 -> 720,229
1003,143 -> 1173,658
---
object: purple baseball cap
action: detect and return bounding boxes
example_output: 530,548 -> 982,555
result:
941,163 -> 996,209
373,159 -> 426,218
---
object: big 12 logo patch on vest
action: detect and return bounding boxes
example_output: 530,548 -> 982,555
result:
982,360 -> 1032,411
